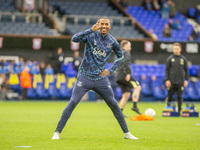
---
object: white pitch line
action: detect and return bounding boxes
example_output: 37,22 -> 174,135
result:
14,146 -> 32,148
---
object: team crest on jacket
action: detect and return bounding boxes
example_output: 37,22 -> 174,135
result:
77,81 -> 82,87
180,59 -> 184,65
171,58 -> 175,62
107,43 -> 112,48
94,39 -> 97,46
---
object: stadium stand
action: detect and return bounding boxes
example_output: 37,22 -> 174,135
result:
49,1 -> 123,16
0,22 -> 53,35
48,0 -> 145,38
0,0 -> 19,12
63,16 -> 144,38
0,0 -> 199,102
1,57 -> 200,101
126,6 -> 194,42
0,12 -> 53,35
0,0 -> 55,36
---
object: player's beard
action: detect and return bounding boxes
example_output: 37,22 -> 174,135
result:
100,28 -> 108,36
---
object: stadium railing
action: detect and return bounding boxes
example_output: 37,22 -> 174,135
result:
62,15 -> 135,27
0,12 -> 43,23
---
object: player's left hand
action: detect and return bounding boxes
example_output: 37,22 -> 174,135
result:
183,80 -> 188,87
100,69 -> 110,77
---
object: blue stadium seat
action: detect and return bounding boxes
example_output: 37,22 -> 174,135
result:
189,65 -> 199,77
57,83 -> 71,99
127,6 -> 194,41
194,81 -> 200,100
182,87 -> 189,100
140,77 -> 152,96
46,83 -> 57,98
64,62 -> 77,77
11,84 -> 21,93
185,81 -> 199,101
114,87 -> 122,100
151,79 -> 167,100
132,72 -> 140,82
188,8 -> 196,18
27,88 -> 36,99
197,15 -> 200,24
35,83 -> 48,99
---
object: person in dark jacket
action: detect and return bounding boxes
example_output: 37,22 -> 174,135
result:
115,40 -> 142,115
165,42 -> 189,113
50,47 -> 65,74
73,50 -> 82,73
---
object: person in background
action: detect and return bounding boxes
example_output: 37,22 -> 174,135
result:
20,66 -> 32,100
0,59 -> 9,75
115,40 -> 142,116
120,0 -> 128,9
8,60 -> 16,74
173,20 -> 182,30
40,61 -> 46,76
163,24 -> 171,37
45,64 -> 54,75
48,48 -> 65,74
15,57 -> 25,75
198,68 -> 200,80
189,25 -> 200,42
149,29 -> 158,40
26,60 -> 34,70
55,47 -> 65,74
0,74 -> 10,100
30,64 -> 40,75
152,0 -> 160,11
73,50 -> 82,73
165,43 -> 189,114
168,18 -> 174,28
161,0 -> 170,18
18,57 -> 25,67
142,0 -> 152,11
168,0 -> 176,18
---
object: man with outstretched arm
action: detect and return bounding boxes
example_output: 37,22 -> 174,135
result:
52,17 -> 138,140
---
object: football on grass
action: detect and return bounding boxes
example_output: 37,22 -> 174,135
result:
145,108 -> 156,117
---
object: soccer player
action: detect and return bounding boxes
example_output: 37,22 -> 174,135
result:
52,17 -> 138,140
165,42 -> 189,114
115,40 -> 142,116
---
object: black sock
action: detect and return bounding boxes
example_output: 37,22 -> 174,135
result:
133,102 -> 137,108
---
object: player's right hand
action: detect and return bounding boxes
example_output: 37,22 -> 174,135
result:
125,74 -> 131,82
92,20 -> 101,32
165,80 -> 171,88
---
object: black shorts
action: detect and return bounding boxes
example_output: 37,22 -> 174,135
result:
116,77 -> 140,93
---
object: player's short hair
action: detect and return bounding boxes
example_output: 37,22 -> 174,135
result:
120,40 -> 130,48
173,42 -> 182,49
99,16 -> 110,23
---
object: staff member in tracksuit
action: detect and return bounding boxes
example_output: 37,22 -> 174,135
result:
115,40 -> 142,115
165,42 -> 189,113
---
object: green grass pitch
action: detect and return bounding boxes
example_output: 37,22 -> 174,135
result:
0,101 -> 200,150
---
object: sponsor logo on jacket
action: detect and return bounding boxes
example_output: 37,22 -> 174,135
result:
93,47 -> 106,57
